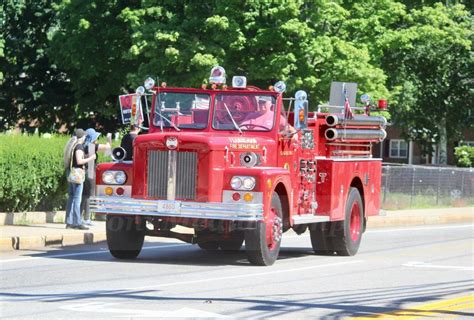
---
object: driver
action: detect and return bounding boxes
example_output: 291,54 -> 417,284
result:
240,96 -> 275,129
240,96 -> 296,138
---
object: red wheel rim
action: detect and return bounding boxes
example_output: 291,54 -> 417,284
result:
350,201 -> 361,242
265,208 -> 282,251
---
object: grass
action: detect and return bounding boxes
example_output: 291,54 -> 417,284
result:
381,192 -> 473,210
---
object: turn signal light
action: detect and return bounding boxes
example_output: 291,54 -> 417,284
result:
105,187 -> 113,196
243,193 -> 253,202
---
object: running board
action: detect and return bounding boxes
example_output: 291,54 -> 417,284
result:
292,214 -> 330,224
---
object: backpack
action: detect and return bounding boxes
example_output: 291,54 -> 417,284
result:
63,136 -> 78,170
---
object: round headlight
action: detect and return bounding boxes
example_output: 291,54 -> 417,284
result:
102,171 -> 115,184
230,177 -> 243,190
114,171 -> 127,184
242,177 -> 256,190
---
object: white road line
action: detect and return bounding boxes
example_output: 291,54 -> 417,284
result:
60,302 -> 228,318
0,243 -> 188,264
127,259 -> 364,291
368,224 -> 473,233
403,261 -> 474,271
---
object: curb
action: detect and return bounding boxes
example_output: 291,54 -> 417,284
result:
367,212 -> 473,228
0,231 -> 107,251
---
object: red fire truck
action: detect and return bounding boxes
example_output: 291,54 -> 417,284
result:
91,66 -> 387,266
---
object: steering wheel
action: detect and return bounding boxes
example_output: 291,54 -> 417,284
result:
239,123 -> 270,130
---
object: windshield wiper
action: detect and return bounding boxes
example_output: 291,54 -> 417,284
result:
155,110 -> 180,132
223,102 -> 242,134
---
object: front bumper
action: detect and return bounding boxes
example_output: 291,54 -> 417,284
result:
90,196 -> 264,221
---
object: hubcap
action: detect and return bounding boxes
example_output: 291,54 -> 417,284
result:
350,201 -> 361,242
266,208 -> 282,251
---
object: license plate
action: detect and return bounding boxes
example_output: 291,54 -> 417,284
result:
157,200 -> 181,214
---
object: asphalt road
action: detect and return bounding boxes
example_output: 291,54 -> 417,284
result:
1,224 -> 473,319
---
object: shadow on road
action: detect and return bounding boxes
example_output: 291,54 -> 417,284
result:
0,279 -> 472,318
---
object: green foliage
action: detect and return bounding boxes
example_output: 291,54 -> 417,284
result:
381,3 -> 473,160
0,0 -> 75,132
0,134 -> 69,212
454,145 -> 474,167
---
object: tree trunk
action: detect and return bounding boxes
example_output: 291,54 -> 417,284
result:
438,117 -> 448,165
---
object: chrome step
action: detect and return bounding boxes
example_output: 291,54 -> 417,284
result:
292,214 -> 330,224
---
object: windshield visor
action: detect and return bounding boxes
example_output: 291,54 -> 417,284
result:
212,94 -> 276,131
154,92 -> 210,129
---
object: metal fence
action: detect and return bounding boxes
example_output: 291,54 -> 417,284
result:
381,165 -> 474,210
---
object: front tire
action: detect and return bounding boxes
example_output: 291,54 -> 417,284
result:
245,192 -> 283,266
106,215 -> 145,259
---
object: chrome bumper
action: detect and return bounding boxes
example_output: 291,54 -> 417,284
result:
90,196 -> 264,221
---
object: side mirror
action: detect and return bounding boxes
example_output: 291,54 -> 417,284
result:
294,90 -> 308,130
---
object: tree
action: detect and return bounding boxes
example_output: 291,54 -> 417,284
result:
0,0 -> 74,133
50,0 -> 141,132
381,3 -> 473,164
52,0 -> 391,128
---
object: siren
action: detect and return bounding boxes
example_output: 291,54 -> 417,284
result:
111,147 -> 127,162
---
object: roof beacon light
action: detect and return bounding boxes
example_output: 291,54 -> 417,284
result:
144,77 -> 155,90
209,66 -> 226,85
232,76 -> 247,88
135,86 -> 145,95
295,90 -> 307,101
360,93 -> 371,104
274,81 -> 286,93
378,99 -> 388,110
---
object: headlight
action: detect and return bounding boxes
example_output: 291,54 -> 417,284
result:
230,176 -> 255,191
102,170 -> 127,185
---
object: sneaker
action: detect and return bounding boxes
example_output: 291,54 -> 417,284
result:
83,219 -> 94,226
66,224 -> 75,229
75,225 -> 89,230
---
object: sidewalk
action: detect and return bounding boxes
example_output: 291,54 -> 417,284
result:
0,207 -> 472,251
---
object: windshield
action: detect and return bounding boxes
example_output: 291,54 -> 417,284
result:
154,92 -> 210,129
212,94 -> 276,131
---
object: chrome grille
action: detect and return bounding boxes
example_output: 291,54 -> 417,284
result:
147,150 -> 197,200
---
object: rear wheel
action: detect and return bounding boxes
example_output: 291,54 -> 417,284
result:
219,231 -> 244,251
195,230 -> 220,251
245,192 -> 283,266
106,215 -> 145,259
310,222 -> 334,255
332,187 -> 364,256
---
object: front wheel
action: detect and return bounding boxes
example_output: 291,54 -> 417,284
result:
106,215 -> 145,259
245,192 -> 283,266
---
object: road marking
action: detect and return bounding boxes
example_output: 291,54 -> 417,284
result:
127,259 -> 364,291
368,224 -> 473,233
60,302 -> 228,318
351,294 -> 474,319
403,261 -> 474,271
0,243 -> 188,264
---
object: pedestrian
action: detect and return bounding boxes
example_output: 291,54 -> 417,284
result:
120,123 -> 141,160
66,129 -> 96,230
81,128 -> 111,225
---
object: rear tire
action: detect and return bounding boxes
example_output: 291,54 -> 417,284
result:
196,230 -> 219,251
332,187 -> 364,256
219,231 -> 244,251
245,192 -> 283,266
106,215 -> 145,259
310,222 -> 335,255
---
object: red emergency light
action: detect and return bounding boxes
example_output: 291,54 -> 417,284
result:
378,99 -> 388,109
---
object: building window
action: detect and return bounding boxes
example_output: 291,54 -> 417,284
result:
459,141 -> 474,147
389,139 -> 408,158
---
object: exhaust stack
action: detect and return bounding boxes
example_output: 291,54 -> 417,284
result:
325,114 -> 387,128
325,128 -> 387,142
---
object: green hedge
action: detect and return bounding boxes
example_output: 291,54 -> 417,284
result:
0,135 -> 69,212
454,145 -> 474,167
0,134 -> 119,212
